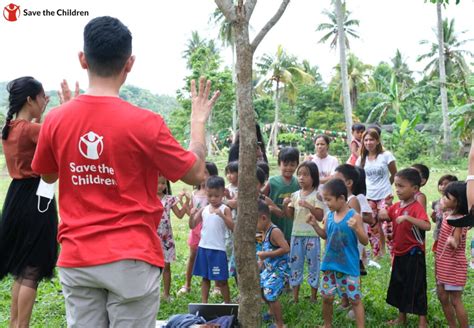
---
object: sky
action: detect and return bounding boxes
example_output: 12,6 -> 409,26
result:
1,0 -> 473,96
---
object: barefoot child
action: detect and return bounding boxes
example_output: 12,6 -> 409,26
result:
190,176 -> 233,303
282,161 -> 324,303
257,200 -> 290,328
178,162 -> 218,295
379,168 -> 431,327
334,165 -> 374,312
307,179 -> 368,328
436,181 -> 469,328
156,175 -> 189,301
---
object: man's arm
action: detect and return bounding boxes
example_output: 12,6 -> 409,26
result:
181,78 -> 220,186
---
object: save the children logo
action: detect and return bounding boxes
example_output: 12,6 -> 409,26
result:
3,3 -> 20,21
79,131 -> 104,160
2,3 -> 89,21
70,132 -> 116,186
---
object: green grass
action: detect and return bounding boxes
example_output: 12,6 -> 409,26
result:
0,155 -> 473,327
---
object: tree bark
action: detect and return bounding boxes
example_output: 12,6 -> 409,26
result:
214,1 -> 290,326
233,13 -> 262,326
336,0 -> 353,145
437,2 -> 452,160
231,44 -> 238,137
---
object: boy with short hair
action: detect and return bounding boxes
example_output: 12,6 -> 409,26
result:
263,147 -> 300,242
379,168 -> 431,328
190,176 -> 233,303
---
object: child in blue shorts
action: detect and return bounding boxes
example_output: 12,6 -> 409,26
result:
190,176 -> 233,303
307,179 -> 368,328
257,200 -> 290,328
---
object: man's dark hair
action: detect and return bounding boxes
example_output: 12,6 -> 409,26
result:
83,16 -> 132,77
206,175 -> 225,190
395,168 -> 421,187
278,147 -> 299,165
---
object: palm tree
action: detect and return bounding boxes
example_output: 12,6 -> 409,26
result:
391,49 -> 414,91
417,18 -> 473,100
256,45 -> 313,155
317,0 -> 359,144
331,53 -> 371,111
316,2 -> 360,50
211,7 -> 238,137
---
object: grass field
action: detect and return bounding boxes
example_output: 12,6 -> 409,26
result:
0,156 -> 473,327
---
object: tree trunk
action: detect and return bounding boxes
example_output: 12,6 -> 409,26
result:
336,0 -> 353,145
214,1 -> 290,326
234,18 -> 261,328
271,81 -> 281,156
231,44 -> 238,138
437,2 -> 452,160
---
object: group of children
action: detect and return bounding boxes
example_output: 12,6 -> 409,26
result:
154,125 -> 473,328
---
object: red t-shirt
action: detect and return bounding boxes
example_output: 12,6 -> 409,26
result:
32,95 -> 196,268
388,200 -> 429,256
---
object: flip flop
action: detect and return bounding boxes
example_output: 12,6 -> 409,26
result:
177,286 -> 190,295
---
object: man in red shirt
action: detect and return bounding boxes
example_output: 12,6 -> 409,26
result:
32,16 -> 219,327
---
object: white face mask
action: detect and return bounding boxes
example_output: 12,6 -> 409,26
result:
36,179 -> 56,213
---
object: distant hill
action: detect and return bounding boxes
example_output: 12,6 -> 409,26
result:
0,82 -> 178,121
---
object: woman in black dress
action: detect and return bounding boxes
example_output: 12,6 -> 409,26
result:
0,77 -> 58,327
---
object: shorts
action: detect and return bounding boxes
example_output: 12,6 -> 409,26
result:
386,249 -> 427,315
437,283 -> 463,291
193,247 -> 229,281
261,270 -> 286,302
320,270 -> 361,301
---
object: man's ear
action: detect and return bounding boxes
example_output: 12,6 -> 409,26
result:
78,51 -> 88,69
124,55 -> 135,73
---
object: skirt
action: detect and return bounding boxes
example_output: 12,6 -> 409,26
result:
0,177 -> 58,281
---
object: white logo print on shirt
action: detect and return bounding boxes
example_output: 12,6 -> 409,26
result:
79,131 -> 104,160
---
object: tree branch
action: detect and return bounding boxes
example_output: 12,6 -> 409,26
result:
244,0 -> 257,21
250,0 -> 290,52
215,0 -> 237,22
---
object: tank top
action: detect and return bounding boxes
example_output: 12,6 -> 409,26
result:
321,209 -> 360,276
199,204 -> 229,251
262,224 -> 290,275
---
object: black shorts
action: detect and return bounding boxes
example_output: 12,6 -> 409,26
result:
386,248 -> 427,315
